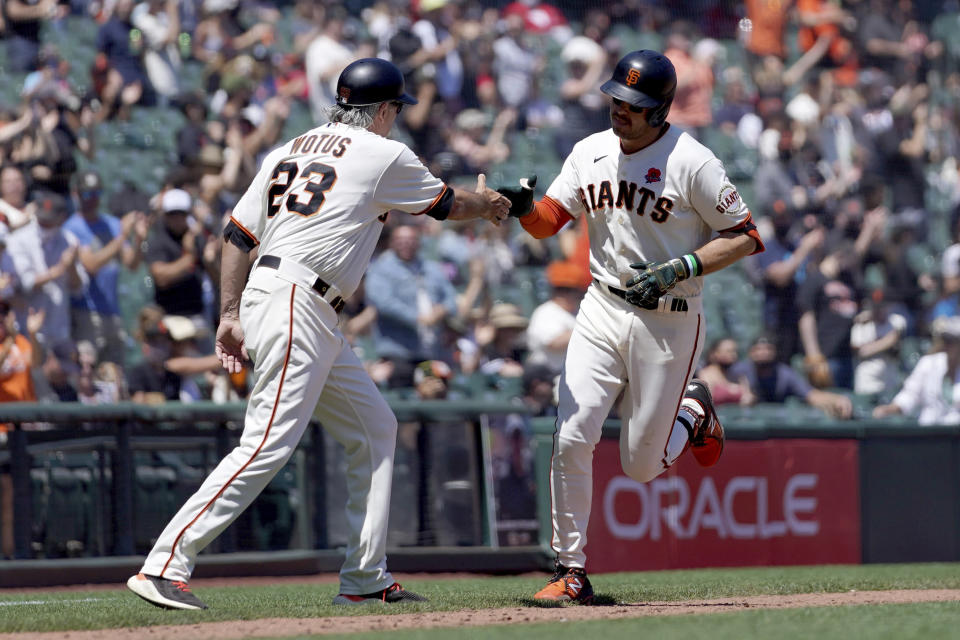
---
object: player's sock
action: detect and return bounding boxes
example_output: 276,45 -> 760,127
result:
665,412 -> 695,465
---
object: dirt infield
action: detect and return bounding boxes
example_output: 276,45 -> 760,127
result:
2,588 -> 959,640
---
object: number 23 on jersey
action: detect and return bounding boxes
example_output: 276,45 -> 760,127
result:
267,160 -> 338,218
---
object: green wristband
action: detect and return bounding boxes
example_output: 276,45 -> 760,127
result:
682,253 -> 702,277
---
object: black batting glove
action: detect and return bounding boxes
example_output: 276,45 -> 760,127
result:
624,259 -> 689,309
497,175 -> 537,218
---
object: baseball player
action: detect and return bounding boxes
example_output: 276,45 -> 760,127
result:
127,58 -> 510,610
498,50 -> 764,603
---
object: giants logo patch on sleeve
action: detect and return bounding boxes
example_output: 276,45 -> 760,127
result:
716,184 -> 746,216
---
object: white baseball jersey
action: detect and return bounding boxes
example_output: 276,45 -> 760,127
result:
545,126 -> 753,296
230,121 -> 450,298
139,121 -> 452,597
540,124 -> 761,571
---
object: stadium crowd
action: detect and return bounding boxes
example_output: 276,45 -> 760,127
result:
1,0 -> 959,425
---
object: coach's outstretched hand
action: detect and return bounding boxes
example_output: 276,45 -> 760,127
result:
475,173 -> 512,225
497,175 -> 537,218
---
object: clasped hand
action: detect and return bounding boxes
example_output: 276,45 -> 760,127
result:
496,175 -> 537,218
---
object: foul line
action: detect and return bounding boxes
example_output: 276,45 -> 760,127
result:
0,598 -> 103,607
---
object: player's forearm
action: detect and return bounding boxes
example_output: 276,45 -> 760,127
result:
694,232 -> 759,276
219,241 -> 250,318
447,187 -> 490,220
519,199 -> 573,239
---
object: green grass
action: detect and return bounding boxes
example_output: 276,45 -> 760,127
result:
312,602 -> 960,640
0,564 -> 957,634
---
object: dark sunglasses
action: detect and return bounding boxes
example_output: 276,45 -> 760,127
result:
392,101 -> 404,114
612,97 -> 645,114
80,189 -> 101,199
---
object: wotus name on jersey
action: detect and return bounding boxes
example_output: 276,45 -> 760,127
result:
291,133 -> 352,157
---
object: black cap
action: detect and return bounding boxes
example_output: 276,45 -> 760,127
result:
335,58 -> 418,107
601,50 -> 677,126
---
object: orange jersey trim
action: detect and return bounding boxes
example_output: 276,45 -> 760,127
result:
229,216 -> 260,246
519,195 -> 574,239
721,213 -> 764,255
413,184 -> 450,216
160,285 -> 297,578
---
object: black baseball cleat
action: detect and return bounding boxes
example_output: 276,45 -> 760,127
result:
332,582 -> 428,605
127,573 -> 208,610
680,378 -> 725,467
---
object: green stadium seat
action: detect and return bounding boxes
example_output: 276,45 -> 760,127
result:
27,452 -> 97,558
900,336 -> 931,372
608,25 -> 664,55
30,467 -> 48,555
931,12 -> 960,73
240,461 -> 297,551
0,73 -> 26,109
133,463 -> 178,553
177,61 -> 206,93
154,449 -> 208,505
700,128 -> 757,181
45,465 -> 92,557
281,101 -> 317,141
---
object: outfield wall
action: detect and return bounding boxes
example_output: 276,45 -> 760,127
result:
0,401 -> 957,585
531,417 -> 960,571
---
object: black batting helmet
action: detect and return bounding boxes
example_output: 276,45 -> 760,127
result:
600,50 -> 676,127
335,58 -> 418,107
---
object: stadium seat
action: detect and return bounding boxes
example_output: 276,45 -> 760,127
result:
239,461 -> 297,551
27,452 -> 96,558
281,101 -> 316,141
133,463 -> 178,553
177,61 -> 206,93
900,336 -> 931,372
608,24 -> 664,55
45,465 -> 92,557
931,12 -> 960,73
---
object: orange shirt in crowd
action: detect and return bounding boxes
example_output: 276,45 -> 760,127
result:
664,48 -> 714,129
0,335 -> 36,404
796,0 -> 859,85
744,0 -> 791,59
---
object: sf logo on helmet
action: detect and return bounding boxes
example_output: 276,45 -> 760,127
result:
626,68 -> 642,86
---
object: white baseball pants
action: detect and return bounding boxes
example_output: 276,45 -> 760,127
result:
141,265 -> 398,595
550,283 -> 705,569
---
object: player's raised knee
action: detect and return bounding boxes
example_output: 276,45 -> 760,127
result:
619,450 -> 664,483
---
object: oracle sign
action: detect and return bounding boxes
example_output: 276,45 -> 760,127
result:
603,474 -> 819,541
585,439 -> 860,572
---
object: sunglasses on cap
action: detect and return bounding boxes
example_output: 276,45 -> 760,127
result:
612,97 -> 646,114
